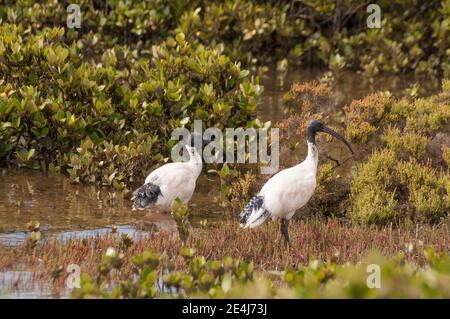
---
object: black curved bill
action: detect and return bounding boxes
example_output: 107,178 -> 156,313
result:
320,126 -> 354,154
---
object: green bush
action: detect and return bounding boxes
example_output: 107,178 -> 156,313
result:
396,160 -> 449,221
72,247 -> 255,298
344,92 -> 393,143
345,81 -> 449,225
349,143 -> 449,226
349,149 -> 449,225
0,25 -> 261,189
72,246 -> 450,298
285,248 -> 450,298
0,0 -> 448,76
380,126 -> 429,159
349,149 -> 399,224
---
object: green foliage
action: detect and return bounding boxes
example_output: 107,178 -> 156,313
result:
171,197 -> 190,241
346,83 -> 450,225
391,98 -> 450,133
166,250 -> 254,298
0,1 -> 448,76
209,163 -> 239,199
303,250 -> 450,298
228,171 -> 257,209
350,149 -> 449,224
443,79 -> 450,93
349,149 -> 399,224
396,160 -> 449,221
443,146 -> 450,168
208,163 -> 263,210
73,247 -> 254,298
344,92 -> 393,143
66,134 -> 158,188
0,25 -> 261,190
380,126 -> 429,159
72,246 -> 450,298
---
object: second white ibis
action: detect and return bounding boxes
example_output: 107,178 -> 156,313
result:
239,120 -> 354,246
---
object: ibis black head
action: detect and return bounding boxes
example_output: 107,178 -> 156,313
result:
307,120 -> 353,154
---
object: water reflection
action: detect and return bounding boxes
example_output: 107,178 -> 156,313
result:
0,169 -> 133,233
0,271 -> 59,299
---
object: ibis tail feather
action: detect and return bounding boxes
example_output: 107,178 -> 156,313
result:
239,195 -> 270,228
132,183 -> 161,210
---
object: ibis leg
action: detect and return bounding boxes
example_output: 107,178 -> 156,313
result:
280,218 -> 290,247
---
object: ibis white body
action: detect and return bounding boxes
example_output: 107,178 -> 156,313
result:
132,146 -> 202,211
240,142 -> 318,228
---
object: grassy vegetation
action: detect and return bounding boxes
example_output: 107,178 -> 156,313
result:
0,218 -> 449,297
345,81 -> 450,225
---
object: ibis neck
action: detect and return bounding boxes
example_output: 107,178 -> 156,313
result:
304,141 -> 319,171
186,146 -> 202,177
307,127 -> 316,145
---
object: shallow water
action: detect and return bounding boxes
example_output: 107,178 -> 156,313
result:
0,168 -> 224,246
0,266 -> 171,298
0,270 -> 63,299
0,68 -> 442,248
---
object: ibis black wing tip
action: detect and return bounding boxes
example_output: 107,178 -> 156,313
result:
239,195 -> 265,225
131,183 -> 162,210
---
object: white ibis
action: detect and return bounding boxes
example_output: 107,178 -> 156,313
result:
239,120 -> 353,246
131,134 -> 206,211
